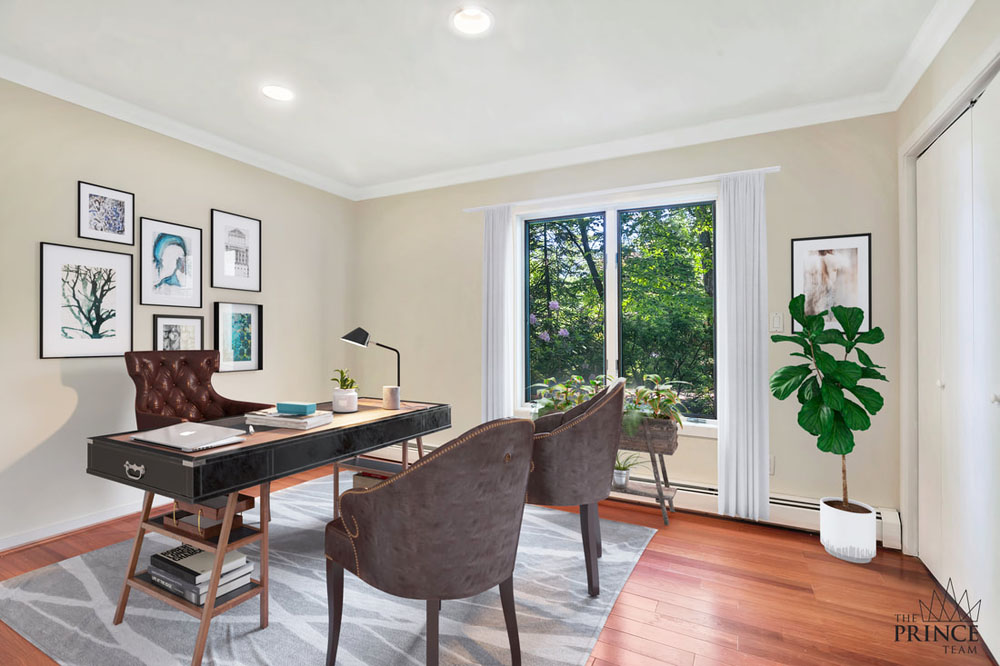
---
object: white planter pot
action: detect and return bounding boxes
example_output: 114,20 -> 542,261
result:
332,388 -> 358,413
612,469 -> 630,490
819,497 -> 876,564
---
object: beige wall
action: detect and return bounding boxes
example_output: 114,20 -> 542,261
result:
353,113 -> 901,508
897,0 -> 1000,145
0,80 -> 355,546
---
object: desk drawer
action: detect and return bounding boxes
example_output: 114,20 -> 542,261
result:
88,441 -> 190,498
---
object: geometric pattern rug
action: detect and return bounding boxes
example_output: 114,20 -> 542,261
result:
0,474 -> 654,665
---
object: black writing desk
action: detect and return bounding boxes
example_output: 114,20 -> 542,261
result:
86,398 -> 451,666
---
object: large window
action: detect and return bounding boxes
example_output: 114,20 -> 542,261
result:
523,201 -> 717,419
524,213 -> 606,399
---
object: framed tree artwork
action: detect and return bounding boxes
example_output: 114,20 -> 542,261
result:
214,302 -> 263,371
78,181 -> 135,245
153,314 -> 204,351
40,243 -> 133,358
211,209 -> 261,292
140,218 -> 202,308
791,233 -> 872,333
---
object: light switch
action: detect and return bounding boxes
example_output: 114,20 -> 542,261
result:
769,312 -> 783,332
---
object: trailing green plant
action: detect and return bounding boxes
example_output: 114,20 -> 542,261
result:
531,374 -> 608,417
769,294 -> 888,510
614,452 -> 642,471
330,369 -> 358,390
623,374 -> 685,436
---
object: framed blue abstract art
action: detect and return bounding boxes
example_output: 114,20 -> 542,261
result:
214,301 -> 263,371
139,217 -> 202,308
78,181 -> 134,245
140,217 -> 203,308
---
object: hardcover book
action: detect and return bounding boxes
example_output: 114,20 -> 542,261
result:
151,544 -> 247,585
149,569 -> 252,606
149,561 -> 254,596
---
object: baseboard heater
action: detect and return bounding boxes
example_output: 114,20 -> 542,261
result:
612,477 -> 902,550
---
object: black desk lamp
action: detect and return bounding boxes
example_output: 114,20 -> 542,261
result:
341,327 -> 401,387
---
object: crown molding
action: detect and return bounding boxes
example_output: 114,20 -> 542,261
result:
0,54 -> 361,201
883,0 -> 976,108
353,91 -> 894,200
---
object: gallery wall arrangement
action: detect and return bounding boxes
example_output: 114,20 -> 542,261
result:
39,180 -> 264,368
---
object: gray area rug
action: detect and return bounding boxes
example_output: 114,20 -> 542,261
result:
0,474 -> 654,665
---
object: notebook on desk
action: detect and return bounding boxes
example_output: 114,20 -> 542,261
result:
131,422 -> 246,452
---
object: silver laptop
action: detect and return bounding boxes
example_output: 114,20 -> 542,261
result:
131,422 -> 246,452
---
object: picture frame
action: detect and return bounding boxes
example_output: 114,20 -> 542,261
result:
791,233 -> 872,333
40,242 -> 133,358
153,314 -> 205,351
211,209 -> 261,292
78,181 -> 135,245
214,302 -> 263,372
140,217 -> 203,308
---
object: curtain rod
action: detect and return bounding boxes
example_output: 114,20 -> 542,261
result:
462,165 -> 781,213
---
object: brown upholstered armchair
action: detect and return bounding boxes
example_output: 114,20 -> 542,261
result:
528,378 -> 625,597
325,418 -> 535,666
124,350 -> 272,430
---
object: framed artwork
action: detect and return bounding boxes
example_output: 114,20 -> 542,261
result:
139,217 -> 202,308
153,314 -> 204,351
214,302 -> 263,372
78,181 -> 135,245
40,242 -> 133,358
791,233 -> 872,333
211,209 -> 261,292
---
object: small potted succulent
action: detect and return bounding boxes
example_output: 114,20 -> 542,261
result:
331,369 -> 359,413
613,452 -> 641,490
620,374 -> 684,455
770,295 -> 887,564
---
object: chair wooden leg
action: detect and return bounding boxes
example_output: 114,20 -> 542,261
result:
326,560 -> 344,666
579,503 -> 600,597
333,463 -> 341,518
596,515 -> 602,559
113,491 -> 154,625
499,575 -> 521,666
426,599 -> 439,666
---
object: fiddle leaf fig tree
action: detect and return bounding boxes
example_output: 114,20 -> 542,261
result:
769,294 -> 888,509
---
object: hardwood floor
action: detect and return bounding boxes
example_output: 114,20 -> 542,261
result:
0,467 -> 992,665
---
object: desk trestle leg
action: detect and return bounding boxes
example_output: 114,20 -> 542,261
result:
113,491 -> 154,625
191,492 -> 240,666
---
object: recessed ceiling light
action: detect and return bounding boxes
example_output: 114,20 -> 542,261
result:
450,6 -> 493,36
261,85 -> 294,102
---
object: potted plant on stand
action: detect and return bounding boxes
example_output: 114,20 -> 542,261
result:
621,374 -> 685,454
331,369 -> 359,413
613,452 -> 641,490
770,295 -> 887,564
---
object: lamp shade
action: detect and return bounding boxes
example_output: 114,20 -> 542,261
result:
341,327 -> 371,347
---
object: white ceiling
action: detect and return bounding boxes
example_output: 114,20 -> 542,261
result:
0,0 -> 973,199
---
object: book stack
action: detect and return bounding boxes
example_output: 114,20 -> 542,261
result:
246,408 -> 333,430
149,544 -> 253,606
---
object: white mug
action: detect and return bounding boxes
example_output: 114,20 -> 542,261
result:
382,385 -> 401,410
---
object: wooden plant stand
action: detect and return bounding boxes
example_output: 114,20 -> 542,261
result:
113,483 -> 271,666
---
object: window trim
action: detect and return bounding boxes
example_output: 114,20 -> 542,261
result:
514,183 -> 719,423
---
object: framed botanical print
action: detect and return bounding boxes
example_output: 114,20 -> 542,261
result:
40,242 -> 133,358
153,314 -> 204,351
214,302 -> 263,371
211,209 -> 261,292
139,218 -> 202,308
791,233 -> 872,333
78,181 -> 135,245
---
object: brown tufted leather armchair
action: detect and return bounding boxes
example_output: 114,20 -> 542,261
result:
325,418 -> 535,666
124,350 -> 272,430
528,378 -> 625,597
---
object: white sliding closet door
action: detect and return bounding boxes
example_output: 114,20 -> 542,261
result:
972,79 -> 1000,650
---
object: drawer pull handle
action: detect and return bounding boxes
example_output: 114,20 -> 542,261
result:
123,461 -> 145,480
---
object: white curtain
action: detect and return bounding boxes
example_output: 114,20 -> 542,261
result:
717,172 -> 770,520
482,205 -> 515,420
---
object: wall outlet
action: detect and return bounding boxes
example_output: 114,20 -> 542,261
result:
769,455 -> 776,476
769,312 -> 783,332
